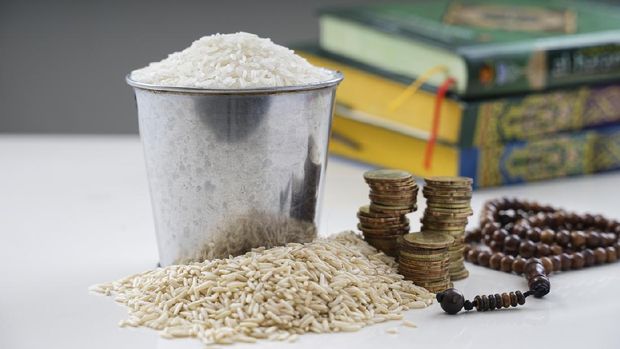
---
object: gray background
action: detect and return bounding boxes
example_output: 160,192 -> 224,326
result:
0,0 -> 375,134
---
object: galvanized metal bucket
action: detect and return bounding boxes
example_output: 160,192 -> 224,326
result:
127,73 -> 343,266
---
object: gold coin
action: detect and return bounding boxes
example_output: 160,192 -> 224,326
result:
399,262 -> 450,271
422,186 -> 472,194
450,268 -> 469,280
364,169 -> 413,182
422,214 -> 469,224
426,202 -> 472,209
370,190 -> 417,198
357,205 -> 404,218
420,219 -> 467,228
361,232 -> 408,240
370,184 -> 418,192
420,225 -> 465,233
359,222 -> 410,231
399,255 -> 450,264
359,212 -> 409,221
424,208 -> 473,218
399,244 -> 449,254
413,279 -> 452,288
369,204 -> 416,215
398,267 -> 450,277
400,232 -> 454,249
370,197 -> 417,207
424,176 -> 473,186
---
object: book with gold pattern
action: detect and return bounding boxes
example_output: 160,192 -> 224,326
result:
331,105 -> 620,187
319,0 -> 620,97
299,48 -> 620,148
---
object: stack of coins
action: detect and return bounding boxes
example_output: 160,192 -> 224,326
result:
398,232 -> 454,293
421,176 -> 473,281
357,169 -> 418,257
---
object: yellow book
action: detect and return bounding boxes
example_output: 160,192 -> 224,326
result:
299,48 -> 620,148
330,106 -> 459,177
331,105 -> 603,188
299,49 -> 465,145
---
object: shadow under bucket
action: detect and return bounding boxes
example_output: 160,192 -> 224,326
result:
127,73 -> 343,266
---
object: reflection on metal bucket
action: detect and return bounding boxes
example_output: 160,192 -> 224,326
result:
127,73 -> 342,265
178,210 -> 318,264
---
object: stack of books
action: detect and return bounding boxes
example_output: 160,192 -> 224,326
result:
299,0 -> 620,187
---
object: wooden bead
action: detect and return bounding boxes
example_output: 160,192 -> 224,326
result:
519,240 -> 537,258
467,249 -> 479,264
570,231 -> 587,249
482,222 -> 501,236
488,294 -> 496,309
501,293 -> 510,308
489,240 -> 503,252
526,229 -> 541,242
594,247 -> 607,264
602,233 -> 617,246
511,257 -> 526,275
466,229 -> 482,243
463,245 -> 471,257
477,251 -> 491,267
481,295 -> 489,311
512,224 -> 527,238
483,233 -> 493,244
582,249 -> 595,267
550,244 -> 563,255
494,294 -> 502,309
492,229 -> 508,242
529,227 -> 542,240
555,230 -> 571,246
436,288 -> 465,314
524,258 -> 545,276
509,292 -> 518,307
504,234 -> 521,253
561,253 -> 573,271
551,255 -> 562,272
474,295 -> 482,312
586,232 -> 601,248
500,255 -> 515,273
607,246 -> 618,263
528,275 -> 551,297
572,252 -> 585,269
536,243 -> 550,257
540,229 -> 555,244
540,257 -> 553,274
489,252 -> 503,270
515,291 -> 526,305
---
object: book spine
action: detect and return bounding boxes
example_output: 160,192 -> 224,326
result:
462,42 -> 620,97
462,84 -> 620,147
465,125 -> 620,187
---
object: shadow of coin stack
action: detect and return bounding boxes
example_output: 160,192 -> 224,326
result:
420,176 -> 473,281
356,169 -> 418,257
398,232 -> 454,293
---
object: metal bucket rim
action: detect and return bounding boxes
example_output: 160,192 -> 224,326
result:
126,71 -> 343,94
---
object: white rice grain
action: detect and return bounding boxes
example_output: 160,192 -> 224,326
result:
131,32 -> 333,89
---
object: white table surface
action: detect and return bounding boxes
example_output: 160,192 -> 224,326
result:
1,135 -> 619,349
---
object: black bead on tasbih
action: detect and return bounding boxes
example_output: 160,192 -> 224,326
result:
437,197 -> 619,315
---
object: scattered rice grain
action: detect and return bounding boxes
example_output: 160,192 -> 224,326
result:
402,320 -> 417,328
91,231 -> 433,346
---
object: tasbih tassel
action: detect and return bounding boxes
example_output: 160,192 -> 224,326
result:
437,197 -> 619,315
436,258 -> 549,314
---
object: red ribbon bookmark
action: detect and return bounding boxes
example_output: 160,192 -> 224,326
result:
424,77 -> 456,170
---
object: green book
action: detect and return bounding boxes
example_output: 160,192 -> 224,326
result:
319,0 -> 620,98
